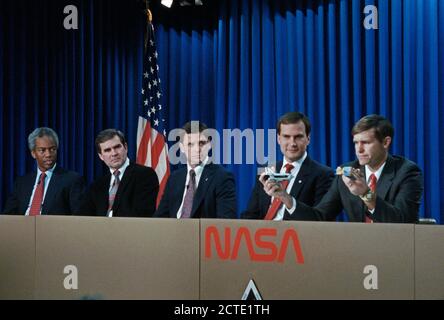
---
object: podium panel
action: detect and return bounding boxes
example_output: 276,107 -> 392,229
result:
0,216 -> 35,299
34,216 -> 199,299
414,225 -> 444,299
201,220 -> 414,299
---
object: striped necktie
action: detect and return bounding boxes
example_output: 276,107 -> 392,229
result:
108,170 -> 121,215
180,169 -> 196,218
365,173 -> 377,223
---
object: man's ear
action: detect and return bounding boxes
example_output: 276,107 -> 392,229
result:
98,153 -> 104,161
31,150 -> 37,160
179,142 -> 185,154
383,136 -> 392,150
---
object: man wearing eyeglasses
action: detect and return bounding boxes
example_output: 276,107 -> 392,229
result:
2,127 -> 85,215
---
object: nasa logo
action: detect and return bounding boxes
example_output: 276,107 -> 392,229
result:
205,226 -> 304,264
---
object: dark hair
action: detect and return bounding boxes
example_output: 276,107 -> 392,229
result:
180,121 -> 210,140
28,127 -> 59,151
277,112 -> 311,136
95,129 -> 127,153
351,114 -> 394,142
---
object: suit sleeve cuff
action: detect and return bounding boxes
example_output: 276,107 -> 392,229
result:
286,197 -> 297,215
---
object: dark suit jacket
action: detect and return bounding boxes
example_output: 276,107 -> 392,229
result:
2,166 -> 85,215
241,156 -> 334,219
154,163 -> 237,219
79,162 -> 159,217
288,155 -> 424,223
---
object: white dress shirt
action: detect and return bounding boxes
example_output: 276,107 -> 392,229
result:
273,152 -> 307,221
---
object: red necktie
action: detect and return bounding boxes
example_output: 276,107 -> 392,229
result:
365,173 -> 377,223
264,163 -> 294,220
29,172 -> 46,216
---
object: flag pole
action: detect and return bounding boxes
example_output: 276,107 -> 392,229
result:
144,0 -> 152,52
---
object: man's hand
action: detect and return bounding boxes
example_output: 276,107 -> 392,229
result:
341,168 -> 376,210
259,170 -> 293,209
341,168 -> 367,196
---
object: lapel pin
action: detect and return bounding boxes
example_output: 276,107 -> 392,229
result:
298,180 -> 302,184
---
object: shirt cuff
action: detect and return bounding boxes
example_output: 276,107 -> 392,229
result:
286,197 -> 297,215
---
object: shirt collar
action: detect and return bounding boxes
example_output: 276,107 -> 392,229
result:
187,156 -> 209,176
37,163 -> 56,180
109,157 -> 130,177
282,152 -> 307,173
365,161 -> 386,182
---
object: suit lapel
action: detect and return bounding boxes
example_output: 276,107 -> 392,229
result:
22,172 -> 37,213
101,174 -> 111,215
112,163 -> 134,214
289,157 -> 310,198
173,168 -> 188,217
355,157 -> 395,221
191,164 -> 216,216
376,155 -> 395,200
360,156 -> 395,200
42,167 -> 62,212
261,161 -> 283,210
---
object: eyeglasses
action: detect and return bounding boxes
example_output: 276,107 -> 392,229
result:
34,147 -> 57,154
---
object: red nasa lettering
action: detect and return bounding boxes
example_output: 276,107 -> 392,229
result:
205,226 -> 304,264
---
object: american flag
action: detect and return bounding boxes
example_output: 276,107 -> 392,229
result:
137,20 -> 170,206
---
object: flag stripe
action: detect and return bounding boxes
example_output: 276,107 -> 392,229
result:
156,155 -> 170,205
150,131 -> 166,169
136,118 -> 152,166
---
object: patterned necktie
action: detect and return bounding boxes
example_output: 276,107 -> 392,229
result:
181,169 -> 196,219
264,163 -> 294,220
108,170 -> 121,215
29,172 -> 46,216
365,173 -> 377,223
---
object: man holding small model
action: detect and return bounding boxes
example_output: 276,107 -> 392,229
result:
287,114 -> 423,223
241,112 -> 334,220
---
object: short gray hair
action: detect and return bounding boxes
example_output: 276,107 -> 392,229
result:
28,127 -> 59,151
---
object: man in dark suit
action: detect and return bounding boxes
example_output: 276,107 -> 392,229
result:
79,129 -> 159,217
241,112 -> 334,220
155,121 -> 236,219
286,114 -> 423,223
2,127 -> 85,215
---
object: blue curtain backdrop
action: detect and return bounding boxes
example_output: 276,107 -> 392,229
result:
1,0 -> 443,223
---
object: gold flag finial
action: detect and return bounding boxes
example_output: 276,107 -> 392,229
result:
147,9 -> 152,23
